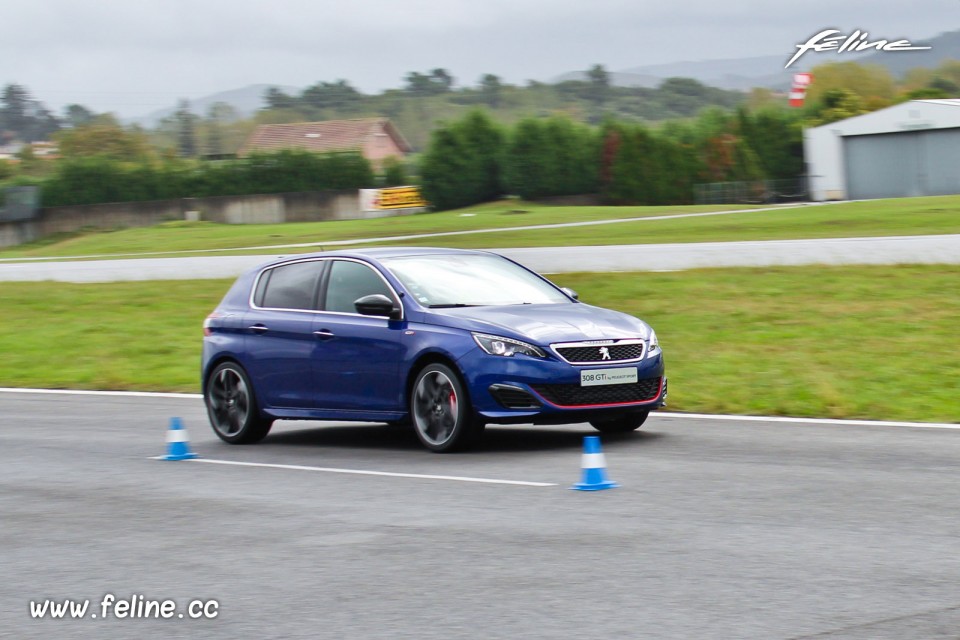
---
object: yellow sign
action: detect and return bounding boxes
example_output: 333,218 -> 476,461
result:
374,186 -> 428,210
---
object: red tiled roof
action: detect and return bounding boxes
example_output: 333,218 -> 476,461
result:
238,118 -> 411,156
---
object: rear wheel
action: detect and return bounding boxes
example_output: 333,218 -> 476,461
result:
590,411 -> 649,434
205,361 -> 273,444
410,363 -> 481,452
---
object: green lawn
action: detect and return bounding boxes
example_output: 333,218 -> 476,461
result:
0,201 -> 760,258
3,194 -> 960,259
2,264 -> 957,423
373,195 -> 960,249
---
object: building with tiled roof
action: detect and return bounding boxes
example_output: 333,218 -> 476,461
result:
238,118 -> 411,167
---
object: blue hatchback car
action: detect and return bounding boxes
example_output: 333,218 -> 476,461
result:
202,248 -> 666,452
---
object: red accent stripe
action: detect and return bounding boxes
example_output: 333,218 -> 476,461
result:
531,377 -> 664,410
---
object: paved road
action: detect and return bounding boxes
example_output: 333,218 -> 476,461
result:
5,391 -> 960,639
1,234 -> 959,282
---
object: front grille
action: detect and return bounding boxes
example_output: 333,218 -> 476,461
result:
489,385 -> 541,410
553,341 -> 644,364
531,377 -> 662,407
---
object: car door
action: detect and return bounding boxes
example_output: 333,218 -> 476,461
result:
312,259 -> 405,412
244,259 -> 326,409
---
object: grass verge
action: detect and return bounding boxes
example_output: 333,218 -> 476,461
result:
1,264 -> 956,423
0,201 -> 759,258
2,195 -> 960,259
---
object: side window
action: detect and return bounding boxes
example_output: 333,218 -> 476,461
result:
324,260 -> 395,314
259,261 -> 323,310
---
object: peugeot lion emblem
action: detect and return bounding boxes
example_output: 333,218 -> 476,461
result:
599,347 -> 611,360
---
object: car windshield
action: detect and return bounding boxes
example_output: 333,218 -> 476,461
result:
381,253 -> 570,307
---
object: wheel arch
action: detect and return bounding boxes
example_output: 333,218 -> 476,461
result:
202,354 -> 244,395
404,352 -> 470,412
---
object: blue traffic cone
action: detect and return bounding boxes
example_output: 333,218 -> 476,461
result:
572,435 -> 619,491
160,417 -> 199,461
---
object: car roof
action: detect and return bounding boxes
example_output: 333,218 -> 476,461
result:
262,246 -> 492,266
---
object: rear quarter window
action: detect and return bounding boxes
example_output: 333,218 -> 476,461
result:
257,261 -> 324,310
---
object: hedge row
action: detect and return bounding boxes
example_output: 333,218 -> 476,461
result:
420,109 -> 802,210
41,150 -> 374,207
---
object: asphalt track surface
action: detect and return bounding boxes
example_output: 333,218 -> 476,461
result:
1,234 -> 959,282
5,390 -> 960,639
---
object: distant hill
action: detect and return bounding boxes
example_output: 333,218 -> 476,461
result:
555,29 -> 959,92
126,30 -> 958,130
619,55 -> 808,90
860,29 -> 960,75
128,84 -> 301,126
552,70 -> 663,88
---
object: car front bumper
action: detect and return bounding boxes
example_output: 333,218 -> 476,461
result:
456,349 -> 667,424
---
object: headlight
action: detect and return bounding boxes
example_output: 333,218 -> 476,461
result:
473,333 -> 546,358
646,330 -> 661,358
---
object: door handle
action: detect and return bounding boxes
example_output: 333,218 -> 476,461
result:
313,329 -> 335,339
248,324 -> 268,334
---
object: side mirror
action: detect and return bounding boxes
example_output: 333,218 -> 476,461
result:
561,287 -> 579,301
354,294 -> 401,320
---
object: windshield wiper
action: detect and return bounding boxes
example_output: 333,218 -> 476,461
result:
428,303 -> 483,308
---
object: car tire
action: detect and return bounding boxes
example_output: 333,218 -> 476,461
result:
205,361 -> 273,444
590,411 -> 649,434
410,363 -> 481,453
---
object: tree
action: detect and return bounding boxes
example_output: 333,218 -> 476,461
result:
479,74 -> 503,107
503,118 -> 546,199
203,102 -> 237,156
606,125 -> 658,204
264,87 -> 297,110
404,69 -> 455,96
63,104 -> 96,128
0,84 -> 60,142
586,64 -> 612,107
598,122 -> 623,193
54,122 -> 155,162
456,110 -> 504,202
0,84 -> 31,135
420,110 -> 505,210
803,62 -> 895,112
540,117 -> 599,196
380,156 -> 407,186
175,100 -> 198,158
419,127 -> 473,209
301,80 -> 362,111
404,72 -> 434,96
806,88 -> 867,126
659,77 -> 715,117
736,106 -> 803,179
430,68 -> 454,92
930,76 -> 959,95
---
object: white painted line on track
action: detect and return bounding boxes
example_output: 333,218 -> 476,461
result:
0,387 -> 201,399
0,203 -> 816,263
3,388 -> 957,430
654,411 -> 960,430
179,457 -> 557,487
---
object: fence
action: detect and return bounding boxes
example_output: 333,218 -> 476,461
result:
0,186 -> 40,222
0,189 -> 373,249
694,178 -> 808,205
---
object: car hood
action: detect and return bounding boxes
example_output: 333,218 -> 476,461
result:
422,303 -> 651,345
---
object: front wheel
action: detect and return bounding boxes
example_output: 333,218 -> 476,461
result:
590,411 -> 649,434
410,363 -> 481,452
205,361 -> 273,444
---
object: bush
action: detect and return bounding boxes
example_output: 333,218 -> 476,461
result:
39,150 -> 374,207
420,110 -> 504,210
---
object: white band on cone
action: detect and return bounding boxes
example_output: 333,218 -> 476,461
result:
581,453 -> 606,468
167,429 -> 190,443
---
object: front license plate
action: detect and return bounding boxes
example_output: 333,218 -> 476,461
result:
580,367 -> 638,387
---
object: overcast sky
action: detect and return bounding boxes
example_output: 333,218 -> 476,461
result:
1,1 -> 953,117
